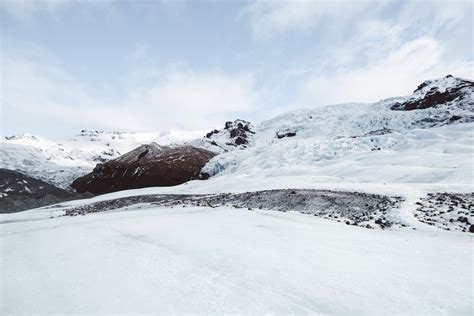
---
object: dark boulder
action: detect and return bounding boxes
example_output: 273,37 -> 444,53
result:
276,131 -> 297,139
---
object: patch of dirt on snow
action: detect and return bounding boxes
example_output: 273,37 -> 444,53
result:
63,189 -> 404,230
414,192 -> 474,233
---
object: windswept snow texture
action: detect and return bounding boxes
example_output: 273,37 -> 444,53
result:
1,206 -> 471,314
0,130 -> 206,188
202,76 -> 473,186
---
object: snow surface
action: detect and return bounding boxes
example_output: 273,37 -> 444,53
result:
1,205 -> 471,314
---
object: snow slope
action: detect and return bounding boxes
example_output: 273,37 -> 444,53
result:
1,205 -> 471,314
202,76 -> 474,186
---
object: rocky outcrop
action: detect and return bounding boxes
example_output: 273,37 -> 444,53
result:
71,143 -> 216,194
203,119 -> 255,151
391,75 -> 473,111
0,169 -> 89,213
276,131 -> 297,139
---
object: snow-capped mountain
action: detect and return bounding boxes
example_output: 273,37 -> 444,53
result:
0,130 -> 205,188
1,75 -> 472,191
391,75 -> 473,111
201,75 -> 473,185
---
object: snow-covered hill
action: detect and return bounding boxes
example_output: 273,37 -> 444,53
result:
201,75 -> 473,185
0,130 -> 206,188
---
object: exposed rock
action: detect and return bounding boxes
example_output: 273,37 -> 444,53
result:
0,168 -> 90,213
391,75 -> 473,111
276,131 -> 297,139
349,128 -> 394,139
63,189 -> 403,230
414,192 -> 474,233
202,119 -> 255,151
449,115 -> 462,122
71,143 -> 216,194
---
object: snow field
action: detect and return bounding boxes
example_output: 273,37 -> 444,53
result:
1,206 -> 472,314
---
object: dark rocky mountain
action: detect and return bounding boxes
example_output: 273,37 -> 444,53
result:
71,143 -> 216,194
391,75 -> 473,111
0,169 -> 90,213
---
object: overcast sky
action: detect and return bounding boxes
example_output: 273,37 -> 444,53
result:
1,0 -> 472,137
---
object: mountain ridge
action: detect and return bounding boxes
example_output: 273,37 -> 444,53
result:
1,75 -> 472,190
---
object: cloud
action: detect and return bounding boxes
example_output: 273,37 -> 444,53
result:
242,0 -> 472,40
0,0 -> 65,21
1,53 -> 259,137
241,0 -> 380,38
2,0 -> 472,137
297,37 -> 474,107
123,70 -> 258,130
239,0 -> 473,107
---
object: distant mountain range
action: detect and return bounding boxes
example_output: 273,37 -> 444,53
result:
0,75 -> 472,197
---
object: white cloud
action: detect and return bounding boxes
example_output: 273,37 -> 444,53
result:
123,70 -> 258,130
242,0 -> 472,40
240,0 -> 473,107
297,37 -> 474,107
1,54 -> 259,137
2,0 -> 472,137
241,0 -> 379,38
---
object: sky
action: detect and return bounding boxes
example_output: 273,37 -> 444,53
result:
1,0 -> 473,137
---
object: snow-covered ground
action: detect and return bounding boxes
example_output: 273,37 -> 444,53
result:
1,205 -> 471,314
1,75 -> 472,313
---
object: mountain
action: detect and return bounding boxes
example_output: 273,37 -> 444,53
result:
0,169 -> 91,213
0,130 -> 205,189
71,144 -> 216,194
1,75 -> 472,192
201,75 -> 473,185
391,75 -> 473,111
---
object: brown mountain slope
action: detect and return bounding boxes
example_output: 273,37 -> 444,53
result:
71,143 -> 216,194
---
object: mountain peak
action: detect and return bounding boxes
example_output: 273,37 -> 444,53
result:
4,133 -> 39,141
392,75 -> 473,111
